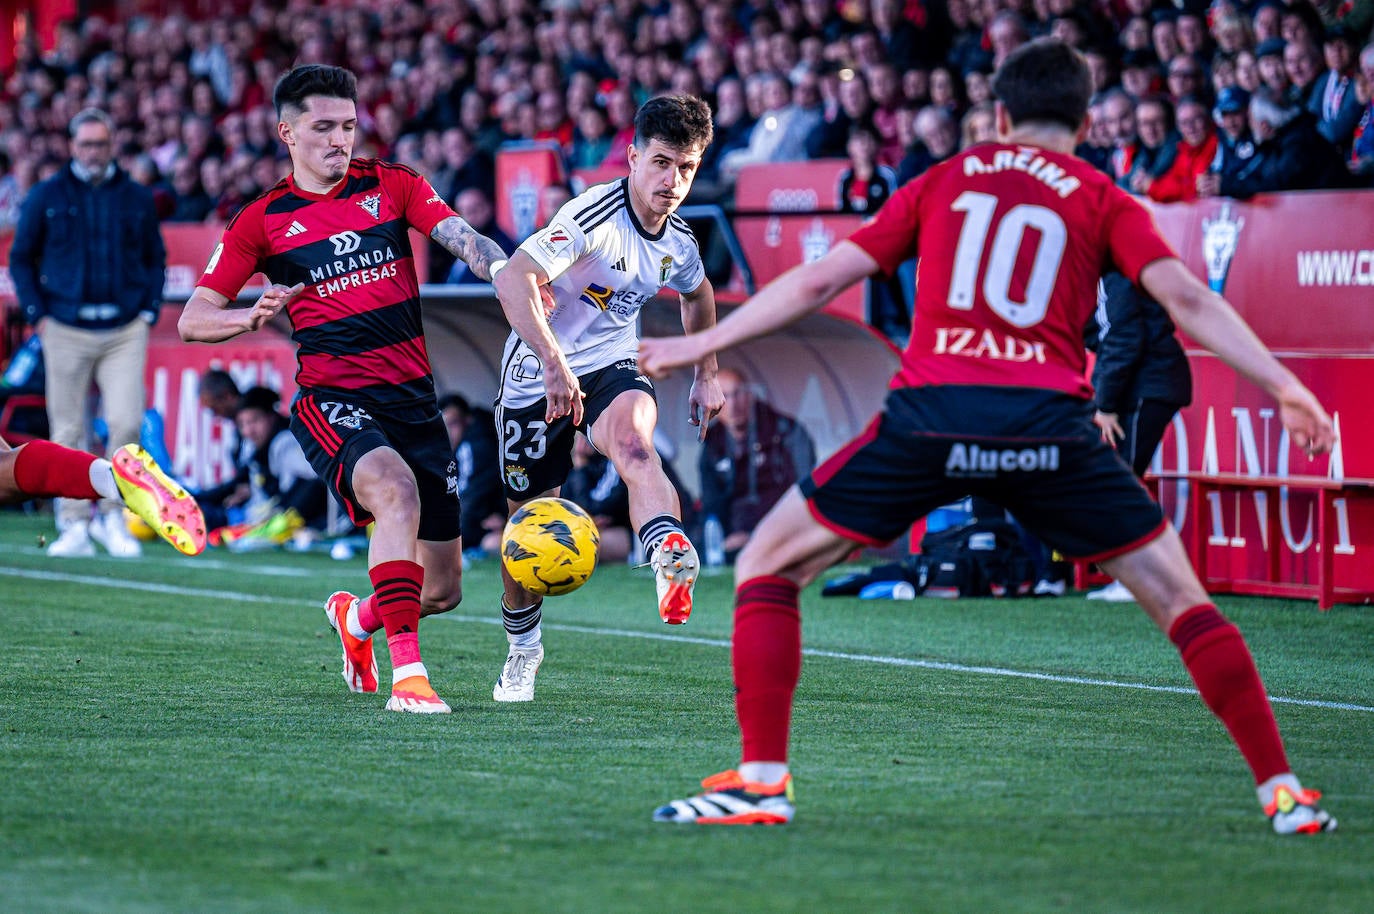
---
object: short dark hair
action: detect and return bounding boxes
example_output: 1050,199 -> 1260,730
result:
238,385 -> 282,416
200,369 -> 240,400
437,393 -> 472,417
991,38 -> 1092,131
273,65 -> 358,119
633,95 -> 714,152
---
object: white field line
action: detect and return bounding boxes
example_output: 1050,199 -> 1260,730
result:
1,564 -> 1371,715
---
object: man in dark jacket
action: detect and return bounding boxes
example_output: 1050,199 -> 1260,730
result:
1085,272 -> 1193,602
699,368 -> 815,562
8,108 -> 167,558
1218,88 -> 1348,196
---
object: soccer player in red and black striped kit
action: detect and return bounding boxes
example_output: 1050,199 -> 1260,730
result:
179,65 -> 512,713
641,39 -> 1339,833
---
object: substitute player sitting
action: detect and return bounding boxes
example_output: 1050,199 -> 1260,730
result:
179,65 -> 513,714
488,95 -> 724,702
640,39 -> 1337,835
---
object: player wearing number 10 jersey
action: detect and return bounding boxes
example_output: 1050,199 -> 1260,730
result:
639,39 -> 1338,833
180,65 -> 514,715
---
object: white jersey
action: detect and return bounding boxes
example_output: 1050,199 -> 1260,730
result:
498,179 -> 705,409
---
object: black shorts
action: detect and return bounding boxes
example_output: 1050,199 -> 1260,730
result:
496,360 -> 655,500
291,390 -> 461,542
800,386 -> 1166,561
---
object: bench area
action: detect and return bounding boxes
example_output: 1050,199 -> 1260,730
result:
1151,472 -> 1374,610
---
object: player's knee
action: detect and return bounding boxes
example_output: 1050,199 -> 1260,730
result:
364,474 -> 421,521
610,435 -> 659,478
420,581 -> 461,616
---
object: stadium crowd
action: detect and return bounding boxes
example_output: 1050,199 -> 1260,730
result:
1,0 -> 1372,238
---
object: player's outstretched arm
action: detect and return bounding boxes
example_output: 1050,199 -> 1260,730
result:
492,251 -> 584,425
178,283 -> 303,343
1140,257 -> 1335,455
431,215 -> 508,282
678,280 -> 724,439
639,240 -> 879,377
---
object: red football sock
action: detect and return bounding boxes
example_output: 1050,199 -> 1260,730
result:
12,440 -> 100,500
370,560 -> 424,671
733,576 -> 802,764
356,593 -> 383,634
1170,604 -> 1289,784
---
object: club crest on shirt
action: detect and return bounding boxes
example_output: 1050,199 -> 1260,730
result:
357,193 -> 382,220
505,464 -> 530,493
659,255 -> 673,285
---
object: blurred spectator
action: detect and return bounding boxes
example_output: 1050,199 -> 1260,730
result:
8,108 -> 165,558
1351,44 -> 1374,182
1257,38 -> 1292,98
1121,48 -> 1162,100
446,188 -> 517,284
439,393 -> 504,558
1309,29 -> 1365,153
897,105 -> 958,184
988,12 -> 1031,69
1147,97 -> 1217,201
960,103 -> 997,148
233,385 -> 328,538
718,72 -> 820,177
1253,3 -> 1284,45
839,124 -> 905,344
1198,86 -> 1257,197
807,70 -> 875,159
166,156 -> 215,223
837,125 -> 896,215
698,368 -> 815,562
1126,96 -> 1179,193
1165,54 -> 1208,105
1077,93 -> 1116,174
1215,87 -> 1348,196
433,127 -> 495,204
1284,39 -> 1323,106
570,107 -> 613,170
192,368 -> 250,531
1100,89 -> 1141,183
1235,49 -> 1262,93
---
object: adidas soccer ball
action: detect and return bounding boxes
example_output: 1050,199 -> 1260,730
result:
501,497 -> 601,596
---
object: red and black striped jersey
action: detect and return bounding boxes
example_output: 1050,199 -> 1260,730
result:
197,158 -> 456,409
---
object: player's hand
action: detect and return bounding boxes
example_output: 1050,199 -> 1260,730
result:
1093,410 -> 1123,445
248,282 -> 303,331
539,284 -> 557,318
688,372 -> 725,441
639,335 -> 704,379
543,358 -> 585,426
1278,383 -> 1336,457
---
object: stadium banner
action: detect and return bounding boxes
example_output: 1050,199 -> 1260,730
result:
494,142 -> 566,242
1146,191 -> 1374,597
145,307 -> 298,490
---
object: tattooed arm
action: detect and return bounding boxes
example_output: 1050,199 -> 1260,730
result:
430,215 -> 509,282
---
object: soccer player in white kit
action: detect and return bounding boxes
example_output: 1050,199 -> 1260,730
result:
489,95 -> 724,701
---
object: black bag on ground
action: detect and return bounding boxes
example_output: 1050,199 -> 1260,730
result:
906,520 -> 1035,598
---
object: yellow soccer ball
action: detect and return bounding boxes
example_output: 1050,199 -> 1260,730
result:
501,497 -> 601,596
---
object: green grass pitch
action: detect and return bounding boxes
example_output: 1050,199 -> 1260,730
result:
1,512 -> 1370,913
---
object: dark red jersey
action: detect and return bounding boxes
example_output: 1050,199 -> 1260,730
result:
197,158 -> 456,408
848,143 -> 1177,399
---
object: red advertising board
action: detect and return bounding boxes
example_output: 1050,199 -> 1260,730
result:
1144,191 -> 1374,597
494,142 -> 567,242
